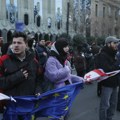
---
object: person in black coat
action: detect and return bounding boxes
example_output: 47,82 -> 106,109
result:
115,42 -> 120,111
0,32 -> 42,96
74,45 -> 86,77
96,36 -> 120,120
36,39 -> 48,66
1,42 -> 11,55
0,32 -> 42,120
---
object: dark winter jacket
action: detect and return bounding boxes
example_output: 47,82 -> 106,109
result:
44,44 -> 84,89
36,44 -> 48,66
74,52 -> 86,77
95,46 -> 119,88
0,50 -> 41,96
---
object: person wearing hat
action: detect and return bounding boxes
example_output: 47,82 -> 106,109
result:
43,37 -> 84,120
44,38 -> 84,90
95,36 -> 120,120
115,42 -> 120,112
27,33 -> 39,60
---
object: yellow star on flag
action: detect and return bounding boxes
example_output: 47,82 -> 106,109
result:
63,94 -> 69,100
48,116 -> 53,119
59,116 -> 64,120
64,106 -> 69,111
53,93 -> 60,97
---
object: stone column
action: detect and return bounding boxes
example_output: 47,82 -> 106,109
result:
0,0 -> 2,19
17,0 -> 23,22
29,0 -> 34,24
1,0 -> 6,20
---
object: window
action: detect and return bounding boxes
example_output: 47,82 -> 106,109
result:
36,15 -> 41,27
103,6 -> 105,18
108,6 -> 112,17
24,14 -> 29,25
47,17 -> 52,28
56,7 -> 62,29
115,9 -> 119,20
48,0 -> 51,14
95,4 -> 98,17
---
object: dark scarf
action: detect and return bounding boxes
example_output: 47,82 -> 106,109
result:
50,50 -> 67,67
50,38 -> 68,66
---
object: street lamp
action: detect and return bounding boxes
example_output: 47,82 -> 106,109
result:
66,1 -> 70,36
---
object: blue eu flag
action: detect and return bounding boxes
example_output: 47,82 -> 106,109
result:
4,82 -> 83,120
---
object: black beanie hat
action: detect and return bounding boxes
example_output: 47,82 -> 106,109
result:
55,38 -> 68,56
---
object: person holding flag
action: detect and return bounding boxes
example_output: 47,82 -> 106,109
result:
43,38 -> 84,120
94,36 -> 120,120
0,32 -> 42,120
115,42 -> 120,111
44,38 -> 84,90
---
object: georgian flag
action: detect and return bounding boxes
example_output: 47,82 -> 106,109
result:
84,69 -> 120,82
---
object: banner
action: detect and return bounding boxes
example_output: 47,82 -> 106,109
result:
15,22 -> 25,32
3,82 -> 83,120
0,93 -> 15,102
84,69 -> 120,82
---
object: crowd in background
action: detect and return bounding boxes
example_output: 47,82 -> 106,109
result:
0,32 -> 120,120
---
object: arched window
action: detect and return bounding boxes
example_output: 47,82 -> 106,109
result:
47,17 -> 52,28
24,14 -> 29,25
44,34 -> 49,41
6,0 -> 17,24
36,15 -> 41,27
56,7 -> 62,29
39,33 -> 42,41
35,33 -> 38,42
7,30 -> 13,43
50,34 -> 53,41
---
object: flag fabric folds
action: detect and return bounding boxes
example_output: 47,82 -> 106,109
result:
0,93 -> 15,102
3,82 -> 83,120
84,69 -> 120,82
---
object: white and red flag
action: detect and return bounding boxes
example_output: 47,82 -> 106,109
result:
84,69 -> 120,82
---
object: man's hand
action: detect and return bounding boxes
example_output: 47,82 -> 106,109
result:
21,69 -> 28,79
43,52 -> 47,56
35,93 -> 41,96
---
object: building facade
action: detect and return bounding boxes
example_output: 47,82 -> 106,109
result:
0,0 -> 120,43
72,0 -> 120,38
90,0 -> 120,37
0,0 -> 71,43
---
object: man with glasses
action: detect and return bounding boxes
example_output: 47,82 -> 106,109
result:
95,36 -> 119,120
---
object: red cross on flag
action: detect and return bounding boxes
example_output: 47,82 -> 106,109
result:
84,69 -> 120,82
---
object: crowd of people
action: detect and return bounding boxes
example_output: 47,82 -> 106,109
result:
0,32 -> 120,120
